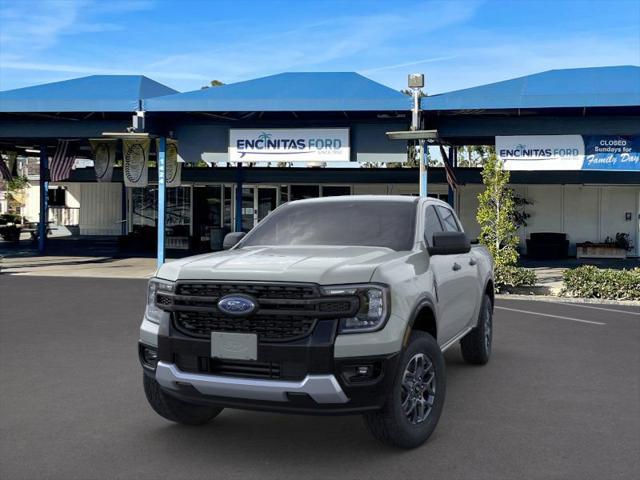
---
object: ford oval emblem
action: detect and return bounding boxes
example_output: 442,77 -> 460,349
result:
217,295 -> 257,316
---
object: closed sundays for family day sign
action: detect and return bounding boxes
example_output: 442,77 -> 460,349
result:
229,128 -> 350,162
497,135 -> 640,171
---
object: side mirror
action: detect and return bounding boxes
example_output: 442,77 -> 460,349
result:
223,232 -> 246,250
428,231 -> 470,255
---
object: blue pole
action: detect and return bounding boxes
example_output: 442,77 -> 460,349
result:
157,137 -> 166,268
235,163 -> 243,232
38,145 -> 48,254
419,140 -> 428,197
447,146 -> 455,207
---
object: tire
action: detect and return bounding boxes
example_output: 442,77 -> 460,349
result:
363,331 -> 446,449
143,374 -> 223,425
460,293 -> 493,365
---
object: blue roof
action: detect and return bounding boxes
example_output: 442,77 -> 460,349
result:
422,66 -> 640,111
0,75 -> 178,113
145,72 -> 411,112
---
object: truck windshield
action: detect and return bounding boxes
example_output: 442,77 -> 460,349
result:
240,199 -> 417,251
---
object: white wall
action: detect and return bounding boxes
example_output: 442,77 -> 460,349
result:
78,182 -> 122,235
457,183 -> 640,257
23,182 -> 40,222
600,187 -> 639,254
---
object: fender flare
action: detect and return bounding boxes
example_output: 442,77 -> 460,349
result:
402,295 -> 438,347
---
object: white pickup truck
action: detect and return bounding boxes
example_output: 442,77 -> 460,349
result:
139,195 -> 494,448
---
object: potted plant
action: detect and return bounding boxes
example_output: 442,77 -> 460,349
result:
576,233 -> 632,259
0,212 -> 23,242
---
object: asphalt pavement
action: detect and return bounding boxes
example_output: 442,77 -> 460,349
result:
0,276 -> 638,480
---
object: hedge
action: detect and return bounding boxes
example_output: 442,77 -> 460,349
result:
495,265 -> 537,292
561,266 -> 640,301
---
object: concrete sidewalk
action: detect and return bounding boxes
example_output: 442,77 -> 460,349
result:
0,255 -> 158,278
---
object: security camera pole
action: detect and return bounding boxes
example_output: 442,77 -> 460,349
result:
408,73 -> 427,196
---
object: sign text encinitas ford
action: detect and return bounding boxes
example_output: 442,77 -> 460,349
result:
497,135 -> 585,170
229,128 -> 350,162
497,135 -> 640,171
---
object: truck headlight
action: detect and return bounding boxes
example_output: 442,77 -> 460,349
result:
145,278 -> 175,324
322,284 -> 390,334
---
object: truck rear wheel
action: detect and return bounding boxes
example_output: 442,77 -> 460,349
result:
460,293 -> 493,365
143,375 -> 223,425
363,331 -> 446,449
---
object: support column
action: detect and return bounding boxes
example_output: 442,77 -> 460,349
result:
157,137 -> 166,268
235,163 -> 243,232
38,145 -> 48,254
121,182 -> 127,236
447,146 -> 455,208
419,140 -> 428,197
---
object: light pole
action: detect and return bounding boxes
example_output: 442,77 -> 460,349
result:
408,73 -> 427,197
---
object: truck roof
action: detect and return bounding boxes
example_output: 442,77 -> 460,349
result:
288,195 -> 421,206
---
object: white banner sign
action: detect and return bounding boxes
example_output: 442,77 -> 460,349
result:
123,138 -> 150,187
229,128 -> 350,163
90,139 -> 116,182
496,135 -> 585,170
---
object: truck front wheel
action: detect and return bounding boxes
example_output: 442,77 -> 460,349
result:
460,293 -> 493,365
143,375 -> 223,425
363,331 -> 446,449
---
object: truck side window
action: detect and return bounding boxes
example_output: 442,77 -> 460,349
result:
436,206 -> 461,233
424,205 -> 444,246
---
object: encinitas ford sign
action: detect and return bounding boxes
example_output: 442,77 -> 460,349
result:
497,135 -> 640,171
497,135 -> 585,170
229,128 -> 350,162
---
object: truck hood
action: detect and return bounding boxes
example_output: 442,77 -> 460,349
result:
157,246 -> 407,285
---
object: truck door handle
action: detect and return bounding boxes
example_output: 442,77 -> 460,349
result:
469,258 -> 477,266
452,262 -> 461,271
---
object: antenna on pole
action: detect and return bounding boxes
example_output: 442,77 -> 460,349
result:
408,73 -> 427,196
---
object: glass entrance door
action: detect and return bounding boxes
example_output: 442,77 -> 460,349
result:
236,185 -> 279,232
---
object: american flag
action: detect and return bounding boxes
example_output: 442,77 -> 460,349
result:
49,140 -> 78,182
439,145 -> 458,190
0,157 -> 12,181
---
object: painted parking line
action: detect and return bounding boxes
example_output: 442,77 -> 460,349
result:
535,302 -> 640,316
496,306 -> 606,326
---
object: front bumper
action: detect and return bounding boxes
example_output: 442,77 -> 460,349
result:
140,316 -> 400,415
156,361 -> 348,403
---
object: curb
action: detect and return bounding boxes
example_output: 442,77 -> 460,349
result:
496,293 -> 640,307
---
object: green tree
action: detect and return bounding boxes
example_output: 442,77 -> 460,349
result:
201,79 -> 225,89
476,153 -> 519,267
476,154 -> 536,290
457,145 -> 495,167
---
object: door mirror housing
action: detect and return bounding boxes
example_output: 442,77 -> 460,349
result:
428,231 -> 471,255
223,232 -> 247,250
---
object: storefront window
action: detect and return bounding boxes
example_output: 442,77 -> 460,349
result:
131,186 -> 191,250
290,185 -> 320,200
224,186 -> 232,229
131,187 -> 157,228
280,185 -> 289,204
322,185 -> 351,197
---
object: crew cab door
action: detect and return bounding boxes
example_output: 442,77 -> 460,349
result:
424,205 -> 481,344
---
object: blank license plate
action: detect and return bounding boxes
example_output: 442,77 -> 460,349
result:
211,332 -> 257,361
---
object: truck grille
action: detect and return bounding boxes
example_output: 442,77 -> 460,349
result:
174,311 -> 316,341
175,355 -> 282,379
164,282 -> 359,342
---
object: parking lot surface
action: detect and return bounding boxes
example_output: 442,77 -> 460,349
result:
1,276 -> 638,480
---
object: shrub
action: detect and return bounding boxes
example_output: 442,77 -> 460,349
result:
495,265 -> 537,292
561,266 -> 640,300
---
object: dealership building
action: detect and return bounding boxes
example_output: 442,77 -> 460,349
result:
1,66 -> 638,259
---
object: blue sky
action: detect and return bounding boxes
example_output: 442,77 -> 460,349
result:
0,0 -> 638,94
